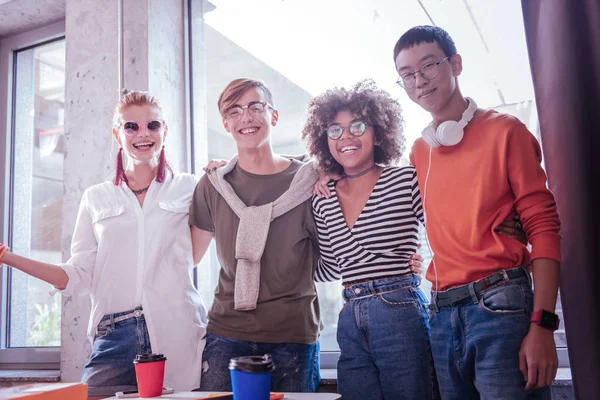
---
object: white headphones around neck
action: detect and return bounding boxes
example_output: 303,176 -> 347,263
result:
422,97 -> 478,148
420,97 -> 477,292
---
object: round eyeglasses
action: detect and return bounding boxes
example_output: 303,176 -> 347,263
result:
224,101 -> 274,120
121,120 -> 164,136
326,121 -> 368,140
396,56 -> 451,89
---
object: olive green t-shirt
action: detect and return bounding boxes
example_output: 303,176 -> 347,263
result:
189,160 -> 321,344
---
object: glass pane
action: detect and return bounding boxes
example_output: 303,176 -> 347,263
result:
9,39 -> 65,347
193,0 -> 565,351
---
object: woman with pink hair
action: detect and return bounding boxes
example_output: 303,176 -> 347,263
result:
0,90 -> 207,396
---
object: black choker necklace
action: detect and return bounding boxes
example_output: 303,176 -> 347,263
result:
130,184 -> 151,196
344,165 -> 377,179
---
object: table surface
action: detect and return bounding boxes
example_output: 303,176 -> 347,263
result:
102,392 -> 340,399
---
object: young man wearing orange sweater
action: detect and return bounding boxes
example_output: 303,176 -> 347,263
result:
394,26 -> 561,399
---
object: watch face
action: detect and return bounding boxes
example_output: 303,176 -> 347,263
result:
541,310 -> 559,330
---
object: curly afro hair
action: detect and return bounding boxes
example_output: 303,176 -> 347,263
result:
301,79 -> 405,175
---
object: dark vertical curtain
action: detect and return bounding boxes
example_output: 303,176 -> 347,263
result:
522,1 -> 600,398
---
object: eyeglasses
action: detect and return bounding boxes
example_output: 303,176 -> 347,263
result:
121,120 -> 165,136
326,121 -> 368,140
224,101 -> 274,120
396,56 -> 452,89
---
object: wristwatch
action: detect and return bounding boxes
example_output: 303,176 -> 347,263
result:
530,310 -> 560,331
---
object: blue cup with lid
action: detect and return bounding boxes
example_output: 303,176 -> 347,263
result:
229,353 -> 275,400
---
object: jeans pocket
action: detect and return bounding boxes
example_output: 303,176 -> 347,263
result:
94,323 -> 112,341
479,283 -> 529,316
379,287 -> 418,307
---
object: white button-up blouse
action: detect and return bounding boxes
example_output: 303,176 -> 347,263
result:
59,173 -> 207,390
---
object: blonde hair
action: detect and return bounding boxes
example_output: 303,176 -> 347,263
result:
112,89 -> 163,128
217,78 -> 274,116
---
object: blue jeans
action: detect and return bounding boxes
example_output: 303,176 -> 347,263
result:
199,333 -> 321,392
337,274 -> 438,400
81,307 -> 152,397
429,274 -> 551,400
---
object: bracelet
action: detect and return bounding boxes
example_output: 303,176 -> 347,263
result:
0,244 -> 9,264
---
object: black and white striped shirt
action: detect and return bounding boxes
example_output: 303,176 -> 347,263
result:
313,166 -> 424,284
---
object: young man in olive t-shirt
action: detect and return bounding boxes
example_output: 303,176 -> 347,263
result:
189,78 -> 321,392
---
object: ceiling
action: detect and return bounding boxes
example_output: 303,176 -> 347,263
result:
0,0 -> 65,39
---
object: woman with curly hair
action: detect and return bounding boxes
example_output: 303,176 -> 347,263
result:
302,79 -> 438,399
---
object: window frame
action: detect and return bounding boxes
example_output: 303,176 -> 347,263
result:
0,20 -> 65,368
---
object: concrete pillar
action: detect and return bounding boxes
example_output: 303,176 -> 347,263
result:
122,0 -> 189,172
61,0 -> 189,382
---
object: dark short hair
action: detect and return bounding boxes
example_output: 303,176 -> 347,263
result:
393,25 -> 457,62
301,79 -> 405,175
217,78 -> 274,116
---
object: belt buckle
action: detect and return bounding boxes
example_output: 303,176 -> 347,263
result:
480,277 -> 491,290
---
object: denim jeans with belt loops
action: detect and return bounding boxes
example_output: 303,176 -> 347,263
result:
81,307 -> 151,397
429,270 -> 551,400
337,273 -> 438,400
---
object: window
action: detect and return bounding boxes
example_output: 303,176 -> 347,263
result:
189,0 -> 566,364
0,22 -> 65,364
8,39 -> 65,348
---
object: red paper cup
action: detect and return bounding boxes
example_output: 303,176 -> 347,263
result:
133,353 -> 166,398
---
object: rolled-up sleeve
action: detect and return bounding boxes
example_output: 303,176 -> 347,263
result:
59,191 -> 98,296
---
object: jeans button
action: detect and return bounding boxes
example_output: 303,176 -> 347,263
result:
354,288 -> 361,295
133,310 -> 142,317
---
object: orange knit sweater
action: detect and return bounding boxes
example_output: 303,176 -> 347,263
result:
410,110 -> 561,290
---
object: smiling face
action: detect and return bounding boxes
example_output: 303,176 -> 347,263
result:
221,87 -> 279,151
327,109 -> 377,175
112,104 -> 167,164
395,41 -> 462,116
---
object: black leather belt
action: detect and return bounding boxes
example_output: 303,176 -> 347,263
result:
430,267 -> 528,310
